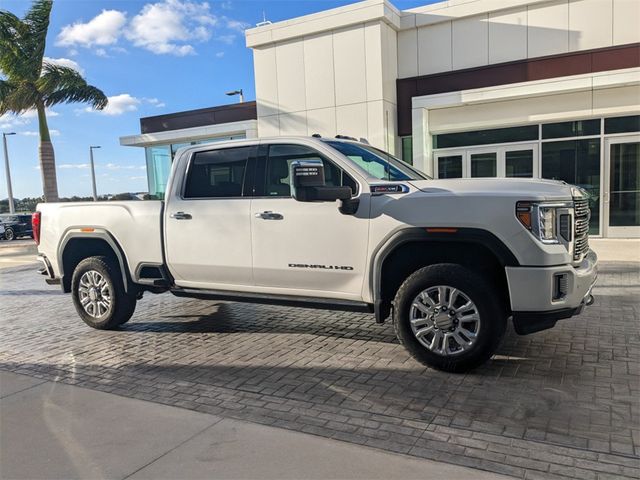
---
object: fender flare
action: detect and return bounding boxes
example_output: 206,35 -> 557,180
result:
369,227 -> 519,321
57,228 -> 131,293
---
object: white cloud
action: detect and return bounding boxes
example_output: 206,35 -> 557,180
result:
43,57 -> 84,74
87,93 -> 140,116
20,131 -> 39,136
215,51 -> 225,58
21,109 -> 60,118
57,2 -> 248,56
105,163 -> 140,170
57,10 -> 127,48
215,34 -> 236,45
50,129 -> 61,137
225,18 -> 249,32
144,97 -> 166,108
58,163 -> 90,169
0,109 -> 59,129
125,0 -> 218,56
128,176 -> 147,180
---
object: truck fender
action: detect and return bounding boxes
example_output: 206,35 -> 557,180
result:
369,227 -> 520,322
57,228 -> 131,293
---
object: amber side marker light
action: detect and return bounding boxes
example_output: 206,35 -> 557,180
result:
426,227 -> 458,233
516,202 -> 533,230
80,227 -> 95,232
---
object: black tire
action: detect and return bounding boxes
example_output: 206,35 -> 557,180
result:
393,263 -> 506,373
4,228 -> 14,241
71,256 -> 137,330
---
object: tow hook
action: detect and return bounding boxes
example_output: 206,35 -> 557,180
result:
585,294 -> 595,306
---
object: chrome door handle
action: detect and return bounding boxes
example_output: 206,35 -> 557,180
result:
255,211 -> 283,220
170,211 -> 192,220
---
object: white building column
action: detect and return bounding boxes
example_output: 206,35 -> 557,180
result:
411,106 -> 432,175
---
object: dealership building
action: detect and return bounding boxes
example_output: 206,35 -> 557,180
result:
120,0 -> 640,237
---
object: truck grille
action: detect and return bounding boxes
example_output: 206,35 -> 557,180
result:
573,198 -> 590,261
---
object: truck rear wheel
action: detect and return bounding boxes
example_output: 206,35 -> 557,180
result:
393,264 -> 506,373
71,256 -> 137,330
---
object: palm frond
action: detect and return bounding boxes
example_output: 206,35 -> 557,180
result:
22,0 -> 52,75
0,79 -> 39,115
39,64 -> 108,109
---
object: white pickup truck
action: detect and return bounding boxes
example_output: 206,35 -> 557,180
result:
34,136 -> 597,372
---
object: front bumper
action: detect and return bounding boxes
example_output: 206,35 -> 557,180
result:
506,249 -> 597,334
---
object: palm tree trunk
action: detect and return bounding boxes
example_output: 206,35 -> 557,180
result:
36,102 -> 59,202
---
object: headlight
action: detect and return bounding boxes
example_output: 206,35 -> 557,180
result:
516,201 -> 573,244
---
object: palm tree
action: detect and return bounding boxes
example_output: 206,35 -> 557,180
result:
0,0 -> 107,202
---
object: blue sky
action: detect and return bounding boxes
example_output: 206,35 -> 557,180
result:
1,0 -> 431,199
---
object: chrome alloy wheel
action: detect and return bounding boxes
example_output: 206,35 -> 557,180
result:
409,285 -> 481,356
78,270 -> 112,318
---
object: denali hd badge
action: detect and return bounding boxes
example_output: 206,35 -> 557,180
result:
289,264 -> 354,271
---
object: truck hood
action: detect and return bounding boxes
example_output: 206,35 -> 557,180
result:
408,177 -> 575,201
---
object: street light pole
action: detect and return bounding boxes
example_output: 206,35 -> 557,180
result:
2,132 -> 16,214
89,146 -> 101,201
225,89 -> 244,103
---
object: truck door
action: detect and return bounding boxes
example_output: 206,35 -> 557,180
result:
250,143 -> 370,300
165,145 -> 256,289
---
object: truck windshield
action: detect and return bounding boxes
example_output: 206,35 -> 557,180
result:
324,140 -> 430,181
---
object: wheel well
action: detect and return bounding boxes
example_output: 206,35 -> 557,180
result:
60,237 -> 128,293
379,241 -> 511,317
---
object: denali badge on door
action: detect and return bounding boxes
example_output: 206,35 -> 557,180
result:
288,263 -> 354,271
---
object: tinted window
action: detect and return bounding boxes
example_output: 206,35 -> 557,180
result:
605,115 -> 640,134
542,119 -> 600,139
433,125 -> 538,149
184,147 -> 251,198
437,155 -> 463,179
264,144 -> 357,197
542,139 -> 600,234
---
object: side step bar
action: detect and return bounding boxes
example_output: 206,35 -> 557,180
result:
171,288 -> 374,313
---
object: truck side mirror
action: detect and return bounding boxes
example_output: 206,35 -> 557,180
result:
290,159 -> 358,214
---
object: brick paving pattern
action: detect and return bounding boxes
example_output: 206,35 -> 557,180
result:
1,261 -> 638,479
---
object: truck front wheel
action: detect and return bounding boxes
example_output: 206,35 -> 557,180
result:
393,264 -> 506,373
71,256 -> 137,330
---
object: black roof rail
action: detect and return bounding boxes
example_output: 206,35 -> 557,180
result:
335,134 -> 358,141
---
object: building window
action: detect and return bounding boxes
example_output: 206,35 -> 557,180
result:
433,125 -> 538,149
542,119 -> 600,139
604,115 -> 640,134
505,150 -> 534,178
145,145 -> 171,200
470,152 -> 497,177
437,155 -> 463,178
401,137 -> 413,164
541,139 -> 601,235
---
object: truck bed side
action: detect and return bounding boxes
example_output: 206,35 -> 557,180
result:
38,201 -> 164,283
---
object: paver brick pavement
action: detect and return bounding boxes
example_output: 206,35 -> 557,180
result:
0,261 -> 638,479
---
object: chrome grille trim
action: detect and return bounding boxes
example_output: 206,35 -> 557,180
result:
573,198 -> 590,261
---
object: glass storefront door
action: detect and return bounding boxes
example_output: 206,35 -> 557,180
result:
604,135 -> 640,238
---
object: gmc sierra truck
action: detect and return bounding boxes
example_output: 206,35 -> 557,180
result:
34,136 -> 597,372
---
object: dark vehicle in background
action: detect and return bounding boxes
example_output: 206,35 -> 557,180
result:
0,214 -> 34,241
